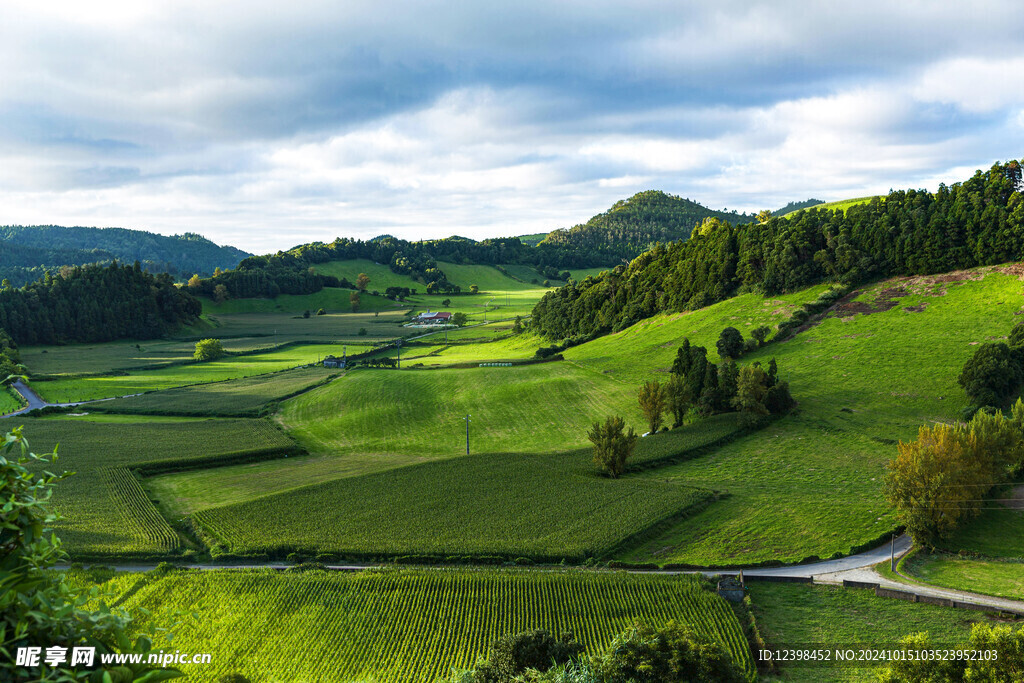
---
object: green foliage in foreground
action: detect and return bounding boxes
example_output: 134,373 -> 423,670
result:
87,568 -> 754,683
194,449 -> 712,561
1,417 -> 296,556
1,428 -> 181,683
877,623 -> 1024,682
93,367 -> 335,417
450,622 -> 747,683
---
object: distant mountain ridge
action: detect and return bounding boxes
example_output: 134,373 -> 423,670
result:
0,225 -> 251,287
537,190 -> 756,264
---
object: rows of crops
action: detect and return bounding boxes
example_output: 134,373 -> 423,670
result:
31,343 -> 351,403
103,467 -> 181,551
0,417 -> 296,556
193,449 -> 714,560
115,569 -> 755,682
94,366 -> 337,416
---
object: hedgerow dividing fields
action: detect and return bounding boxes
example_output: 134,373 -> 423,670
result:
3,417 -> 297,556
279,362 -> 640,458
113,569 -> 755,682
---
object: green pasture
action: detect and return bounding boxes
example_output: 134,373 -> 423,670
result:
901,552 -> 1024,603
193,449 -> 712,560
937,503 -> 1024,558
748,582 -> 987,682
279,362 -> 640,458
88,568 -> 754,683
92,366 -> 336,416
1,386 -> 22,416
31,343 -> 348,402
2,417 -> 295,556
198,287 -> 403,315
799,196 -> 881,215
179,309 -> 408,342
21,336 -> 301,377
562,284 -> 832,385
619,268 -> 1024,566
312,258 -> 426,291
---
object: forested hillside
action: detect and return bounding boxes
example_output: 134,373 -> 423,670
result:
532,160 -> 1024,339
538,190 -> 754,262
0,262 -> 201,344
198,194 -> 752,301
0,226 -> 250,287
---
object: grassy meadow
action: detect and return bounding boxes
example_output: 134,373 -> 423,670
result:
279,362 -> 640,458
81,568 -> 754,683
617,268 -> 1024,566
1,386 -> 22,415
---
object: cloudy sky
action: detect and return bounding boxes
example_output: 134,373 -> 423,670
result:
2,1 -> 1023,253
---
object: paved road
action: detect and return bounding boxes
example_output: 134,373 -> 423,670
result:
62,535 -> 914,577
3,379 -> 144,418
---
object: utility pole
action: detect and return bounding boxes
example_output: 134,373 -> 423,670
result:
465,414 -> 471,455
396,339 -> 402,368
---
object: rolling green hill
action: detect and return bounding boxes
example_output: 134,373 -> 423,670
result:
0,225 -> 249,286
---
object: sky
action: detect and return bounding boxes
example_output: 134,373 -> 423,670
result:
2,1 -> 1023,254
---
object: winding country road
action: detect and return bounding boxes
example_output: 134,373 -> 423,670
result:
4,379 -> 89,417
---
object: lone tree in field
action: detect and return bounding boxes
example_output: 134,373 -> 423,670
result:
194,338 -> 225,361
452,312 -> 469,327
716,327 -> 744,360
356,273 -> 370,291
637,380 -> 666,434
470,284 -> 479,294
588,416 -> 638,478
350,291 -> 360,312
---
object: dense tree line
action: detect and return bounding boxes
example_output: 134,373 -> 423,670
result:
0,262 -> 200,345
538,190 -> 755,266
532,161 -> 1024,340
0,329 -> 22,381
0,225 -> 249,286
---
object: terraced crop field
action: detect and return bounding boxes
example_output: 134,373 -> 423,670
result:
178,310 -> 409,342
93,366 -> 337,416
31,343 -> 346,402
197,287 -> 403,315
193,449 -> 713,560
107,569 -> 756,682
2,417 -> 297,556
